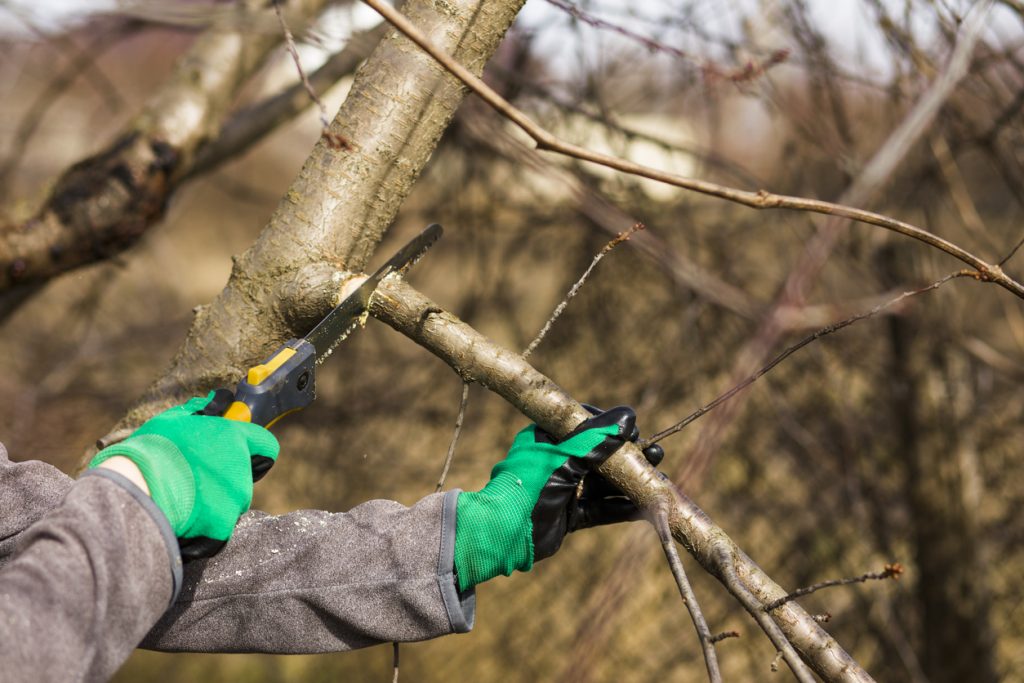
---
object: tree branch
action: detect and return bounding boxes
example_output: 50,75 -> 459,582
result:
369,275 -> 875,682
362,0 -> 1023,299
652,509 -> 722,683
93,0 -> 528,449
0,0 -> 333,305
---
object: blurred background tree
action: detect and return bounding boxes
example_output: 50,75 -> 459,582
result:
1,0 -> 1023,681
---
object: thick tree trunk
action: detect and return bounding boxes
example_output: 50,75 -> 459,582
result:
100,0 -> 527,435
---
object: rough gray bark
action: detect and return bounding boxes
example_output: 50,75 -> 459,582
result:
370,275 -> 875,683
98,0 -> 527,439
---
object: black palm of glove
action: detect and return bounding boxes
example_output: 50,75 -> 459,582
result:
532,405 -> 665,561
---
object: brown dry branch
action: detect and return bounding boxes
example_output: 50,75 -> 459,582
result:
369,275 -> 874,682
652,509 -> 722,683
502,140 -> 924,331
0,0 -> 333,305
435,380 -> 470,493
522,222 -> 642,358
361,0 -> 1021,298
272,0 -> 331,130
765,563 -> 905,612
641,272 -> 972,447
710,630 -> 740,644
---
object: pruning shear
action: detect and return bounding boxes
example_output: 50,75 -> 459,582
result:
214,224 -> 442,430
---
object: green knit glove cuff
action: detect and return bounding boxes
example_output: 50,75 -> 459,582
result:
89,435 -> 198,535
87,394 -> 279,543
454,420 -> 622,591
454,471 -> 534,591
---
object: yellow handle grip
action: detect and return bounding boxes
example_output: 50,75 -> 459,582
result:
223,401 -> 253,422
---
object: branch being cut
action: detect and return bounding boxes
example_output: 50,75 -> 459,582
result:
94,0 -> 529,449
369,275 -> 875,683
362,0 -> 1024,299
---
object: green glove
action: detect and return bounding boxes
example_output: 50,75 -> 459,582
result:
88,391 -> 280,557
454,406 -> 663,591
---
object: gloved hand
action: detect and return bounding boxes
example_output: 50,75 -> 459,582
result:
88,391 -> 280,558
453,405 -> 663,591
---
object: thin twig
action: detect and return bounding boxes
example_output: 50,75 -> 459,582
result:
522,223 -> 643,358
641,271 -> 972,447
392,641 -> 399,683
544,0 -> 789,82
716,549 -> 817,683
360,0 -> 1024,299
653,509 -> 722,683
765,563 -> 905,612
189,21 -> 385,178
435,381 -> 470,492
272,0 -> 330,130
709,631 -> 740,644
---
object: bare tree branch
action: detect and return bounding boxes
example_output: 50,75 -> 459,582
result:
642,271 -> 972,447
362,0 -> 1021,297
0,0 -> 333,304
272,0 -> 331,130
369,275 -> 875,682
522,223 -> 642,358
653,509 -> 722,683
765,563 -> 905,612
435,380 -> 470,493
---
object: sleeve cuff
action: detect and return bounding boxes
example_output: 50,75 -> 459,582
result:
79,468 -> 183,607
438,489 -> 475,633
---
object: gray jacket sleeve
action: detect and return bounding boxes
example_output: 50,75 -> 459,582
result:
0,462 -> 179,682
142,491 -> 475,653
0,442 -> 475,660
